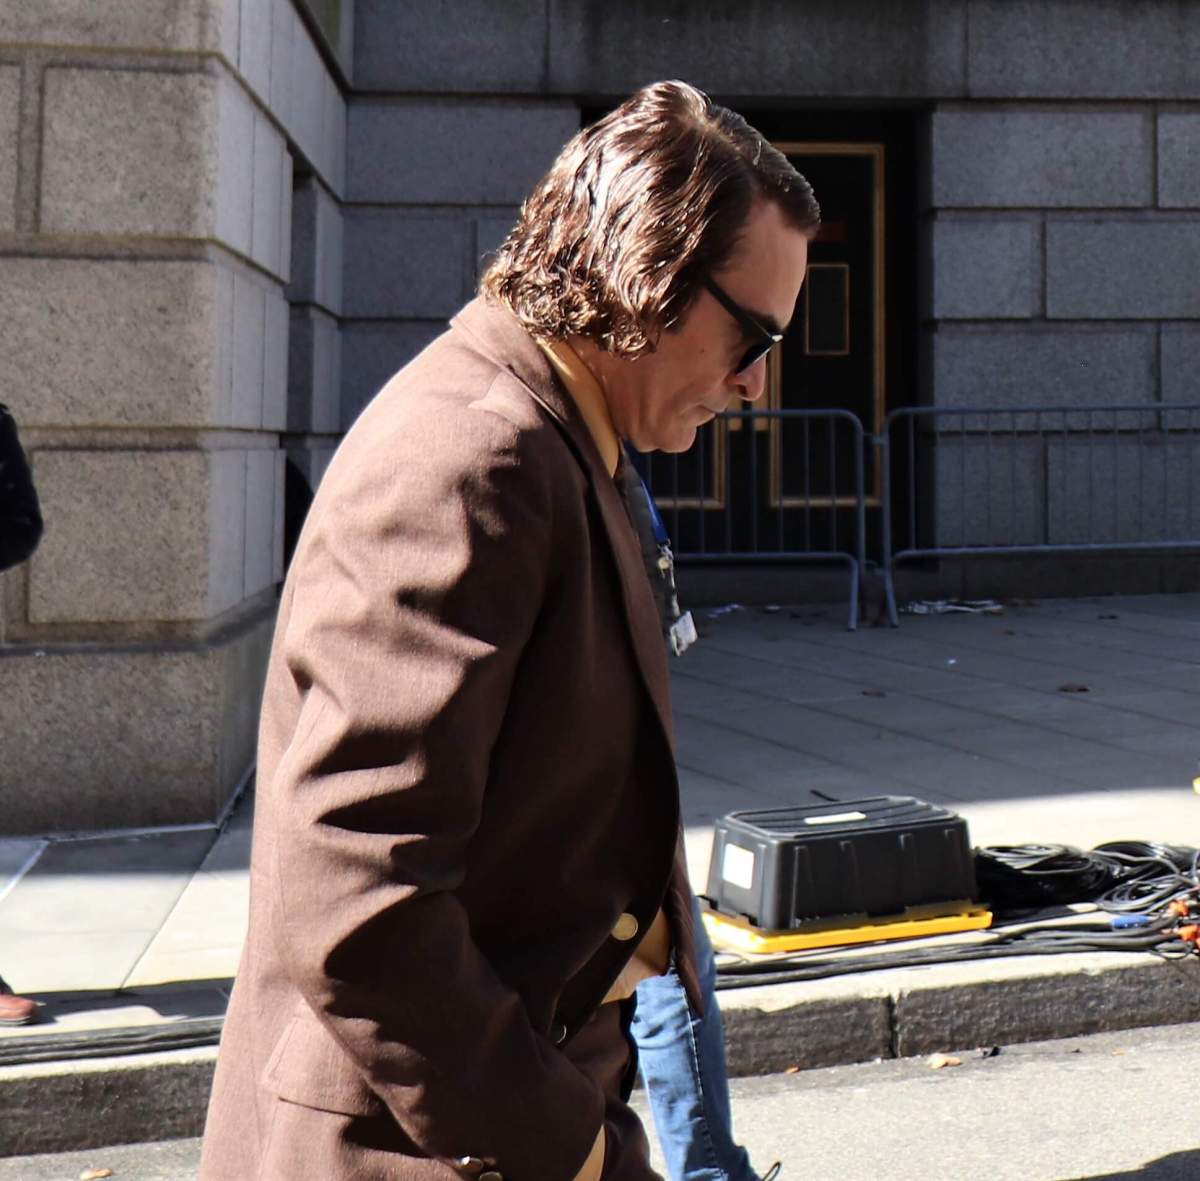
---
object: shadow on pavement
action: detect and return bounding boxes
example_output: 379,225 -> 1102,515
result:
0,984 -> 230,1065
0,981 -> 231,1064
23,980 -> 232,1022
1069,1151 -> 1200,1180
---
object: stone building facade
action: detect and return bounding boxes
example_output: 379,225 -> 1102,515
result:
2,0 -> 1198,832
0,0 -> 349,832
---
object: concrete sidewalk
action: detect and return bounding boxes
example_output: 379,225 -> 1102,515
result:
3,593 -> 1200,1154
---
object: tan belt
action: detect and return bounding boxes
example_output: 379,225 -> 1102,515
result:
600,907 -> 671,1004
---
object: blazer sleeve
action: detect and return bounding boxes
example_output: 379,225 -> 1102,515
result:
0,405 -> 43,573
268,389 -> 610,1179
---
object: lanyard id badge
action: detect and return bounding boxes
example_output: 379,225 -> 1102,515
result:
669,608 -> 697,656
634,468 -> 697,656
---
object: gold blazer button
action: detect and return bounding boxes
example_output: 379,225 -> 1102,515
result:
612,912 -> 639,942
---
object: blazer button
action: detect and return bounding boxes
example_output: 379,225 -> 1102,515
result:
479,1173 -> 503,1181
612,912 -> 639,942
551,1022 -> 568,1045
456,1158 -> 485,1175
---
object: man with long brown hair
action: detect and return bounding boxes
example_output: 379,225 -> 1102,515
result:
201,80 -> 817,1181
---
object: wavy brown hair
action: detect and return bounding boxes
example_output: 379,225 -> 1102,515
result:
480,80 -> 821,359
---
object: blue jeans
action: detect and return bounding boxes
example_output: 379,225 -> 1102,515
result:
632,896 -> 758,1181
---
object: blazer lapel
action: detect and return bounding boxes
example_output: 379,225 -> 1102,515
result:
451,298 -> 676,749
587,453 -> 676,747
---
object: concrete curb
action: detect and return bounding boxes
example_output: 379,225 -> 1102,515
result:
0,1047 -> 215,1158
3,954 -> 1199,1156
719,952 -> 1200,1076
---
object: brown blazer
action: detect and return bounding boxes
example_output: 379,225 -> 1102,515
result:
199,297 -> 700,1181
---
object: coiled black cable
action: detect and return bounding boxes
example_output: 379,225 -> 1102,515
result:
974,842 -> 1200,914
1093,842 -> 1200,912
974,844 -> 1118,909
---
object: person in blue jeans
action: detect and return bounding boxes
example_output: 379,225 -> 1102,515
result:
634,897 -> 777,1181
621,457 -> 777,1181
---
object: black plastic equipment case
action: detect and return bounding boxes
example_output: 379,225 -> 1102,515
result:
704,796 -> 978,930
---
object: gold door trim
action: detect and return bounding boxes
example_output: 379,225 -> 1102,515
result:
767,141 -> 886,509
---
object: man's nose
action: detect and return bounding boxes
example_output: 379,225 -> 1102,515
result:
732,354 -> 769,403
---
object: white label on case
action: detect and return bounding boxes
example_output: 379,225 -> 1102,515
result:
722,843 -> 756,890
803,811 -> 867,825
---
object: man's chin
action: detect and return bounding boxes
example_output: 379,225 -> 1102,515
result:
652,426 -> 699,455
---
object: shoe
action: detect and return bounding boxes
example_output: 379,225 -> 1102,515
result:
761,1165 -> 782,1181
0,987 -> 37,1026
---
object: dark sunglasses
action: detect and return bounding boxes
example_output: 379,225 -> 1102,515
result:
701,274 -> 785,374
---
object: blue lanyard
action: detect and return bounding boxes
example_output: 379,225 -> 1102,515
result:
635,470 -> 671,547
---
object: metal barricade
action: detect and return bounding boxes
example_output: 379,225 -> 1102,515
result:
639,408 -> 867,629
880,403 -> 1200,627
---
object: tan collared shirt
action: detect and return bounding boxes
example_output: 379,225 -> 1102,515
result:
538,338 -> 621,477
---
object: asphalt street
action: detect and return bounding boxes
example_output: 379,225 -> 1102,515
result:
4,1023 -> 1199,1180
680,1023 -> 1200,1181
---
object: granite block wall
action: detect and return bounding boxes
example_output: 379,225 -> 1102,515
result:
924,90 -> 1200,558
339,72 -> 577,426
0,0 -> 345,831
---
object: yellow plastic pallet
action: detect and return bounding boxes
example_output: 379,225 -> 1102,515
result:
702,905 -> 994,954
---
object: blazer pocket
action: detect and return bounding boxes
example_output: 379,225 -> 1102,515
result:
262,1001 -> 388,1117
